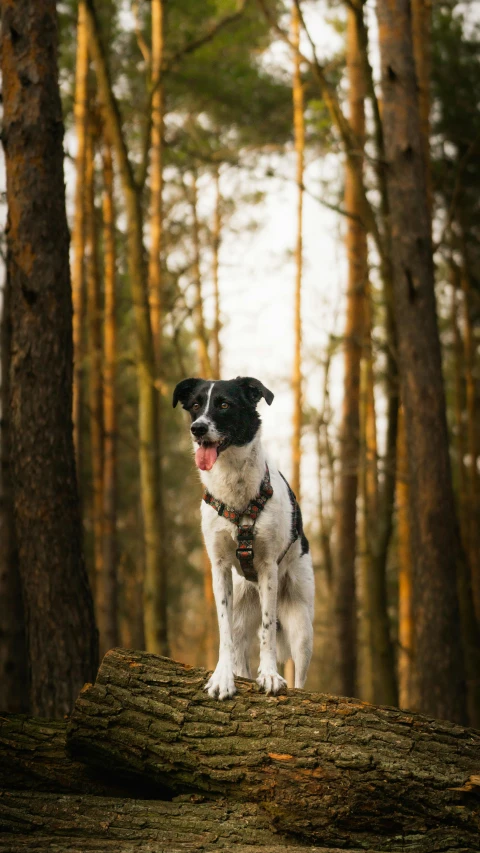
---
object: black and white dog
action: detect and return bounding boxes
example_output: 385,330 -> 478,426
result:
173,376 -> 314,699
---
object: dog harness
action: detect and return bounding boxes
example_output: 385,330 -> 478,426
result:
202,465 -> 300,583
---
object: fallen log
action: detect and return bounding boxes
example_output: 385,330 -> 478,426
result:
66,649 -> 480,851
0,790 -> 309,853
0,715 -> 136,796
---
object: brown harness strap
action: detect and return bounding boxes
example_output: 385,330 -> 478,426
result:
203,465 -> 274,582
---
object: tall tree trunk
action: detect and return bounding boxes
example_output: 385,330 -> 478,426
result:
291,1 -> 304,503
284,1 -> 306,691
85,119 -> 104,607
84,0 -> 168,657
100,140 -> 119,654
396,404 -> 413,709
332,7 -> 367,698
376,0 -> 467,723
148,0 -> 164,367
460,255 -> 480,624
362,285 -> 398,706
0,277 -> 29,713
450,265 -> 480,727
0,0 -> 98,717
191,171 -> 212,378
71,0 -> 89,489
211,167 -> 222,379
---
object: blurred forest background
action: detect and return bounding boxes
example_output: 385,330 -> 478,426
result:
0,0 -> 479,727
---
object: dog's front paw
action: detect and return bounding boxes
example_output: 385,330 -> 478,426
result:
256,669 -> 287,695
205,661 -> 236,700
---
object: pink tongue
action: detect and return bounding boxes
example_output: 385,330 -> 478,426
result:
195,445 -> 218,471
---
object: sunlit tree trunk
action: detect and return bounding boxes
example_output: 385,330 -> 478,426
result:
396,405 -> 413,709
284,1 -> 306,691
332,7 -> 366,698
100,140 -> 119,655
212,167 -> 222,379
191,171 -> 213,378
1,0 -> 98,716
148,0 -> 164,366
377,0 -> 467,723
72,0 -> 89,487
85,120 -> 104,607
0,277 -> 29,713
85,0 -> 168,656
291,1 -> 304,503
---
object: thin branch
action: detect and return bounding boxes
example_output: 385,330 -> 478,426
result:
132,0 -> 151,67
163,0 -> 249,73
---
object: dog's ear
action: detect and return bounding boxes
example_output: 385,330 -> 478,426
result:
236,377 -> 274,407
173,378 -> 204,408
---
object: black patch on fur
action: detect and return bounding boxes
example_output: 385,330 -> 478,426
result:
172,376 -> 274,449
279,471 -> 310,555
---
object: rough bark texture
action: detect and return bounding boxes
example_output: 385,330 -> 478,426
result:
332,8 -> 366,698
0,277 -> 29,714
0,791 -> 346,853
0,0 -> 98,718
376,0 -> 468,724
66,650 -> 480,851
0,715 -> 130,796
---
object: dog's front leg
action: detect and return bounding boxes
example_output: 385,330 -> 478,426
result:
256,562 -> 287,695
205,563 -> 236,700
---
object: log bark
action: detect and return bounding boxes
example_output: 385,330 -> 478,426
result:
0,715 -> 130,796
0,790 -> 348,853
66,650 -> 480,851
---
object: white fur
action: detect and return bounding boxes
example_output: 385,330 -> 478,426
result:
199,429 -> 314,700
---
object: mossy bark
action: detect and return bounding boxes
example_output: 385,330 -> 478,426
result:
66,650 -> 480,851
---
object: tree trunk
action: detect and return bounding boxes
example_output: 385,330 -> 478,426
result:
84,0 -> 168,657
147,0 -> 164,369
460,256 -> 480,625
211,167 -> 222,379
66,650 -> 480,852
100,140 -> 119,655
376,0 -> 467,724
396,405 -> 414,710
191,171 -> 213,378
332,7 -> 366,698
291,2 -> 304,504
0,0 -> 98,718
71,0 -> 89,488
0,278 -> 29,714
85,119 -> 104,607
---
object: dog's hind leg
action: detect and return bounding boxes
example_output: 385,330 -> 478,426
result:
232,576 -> 259,679
278,558 -> 314,688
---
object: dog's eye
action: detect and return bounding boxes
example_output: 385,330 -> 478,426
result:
192,402 -> 200,411
221,402 -> 229,409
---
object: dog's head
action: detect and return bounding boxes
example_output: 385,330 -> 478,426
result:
172,377 -> 274,471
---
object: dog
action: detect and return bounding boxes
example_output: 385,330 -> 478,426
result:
173,376 -> 314,699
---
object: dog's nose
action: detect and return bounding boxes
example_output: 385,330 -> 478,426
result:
191,421 -> 208,438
